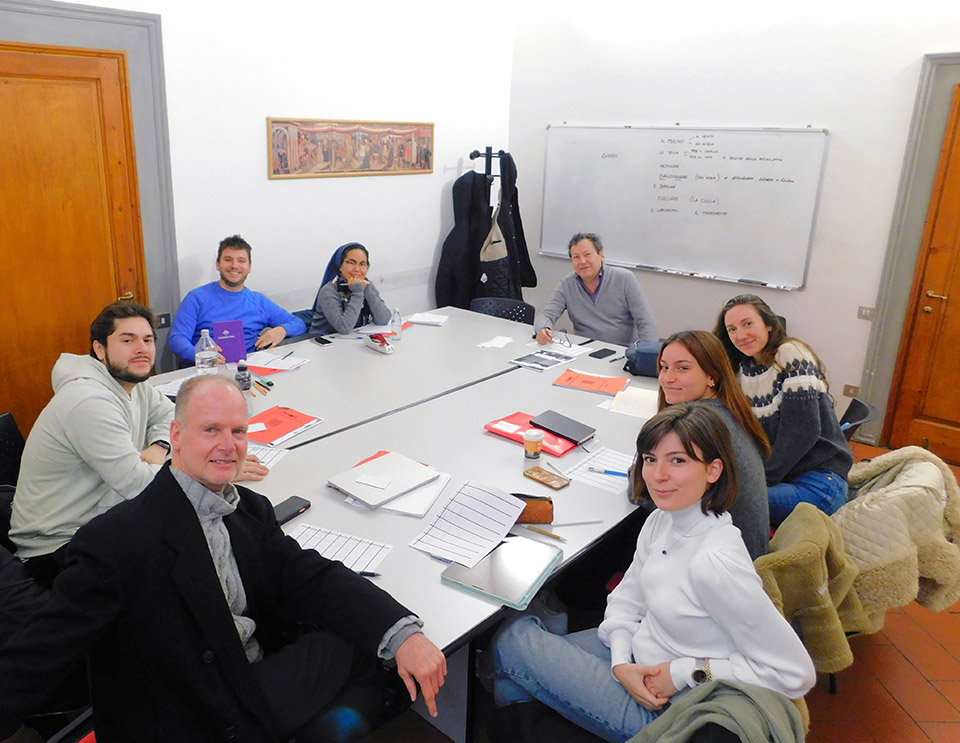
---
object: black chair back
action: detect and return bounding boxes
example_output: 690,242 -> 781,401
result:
0,412 -> 25,489
839,397 -> 878,442
469,297 -> 535,325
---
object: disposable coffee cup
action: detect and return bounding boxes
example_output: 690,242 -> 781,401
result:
523,428 -> 544,460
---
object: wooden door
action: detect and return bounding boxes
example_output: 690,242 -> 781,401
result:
887,84 -> 960,462
0,42 -> 147,435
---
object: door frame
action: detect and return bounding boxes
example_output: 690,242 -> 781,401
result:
859,53 -> 960,445
0,0 -> 180,371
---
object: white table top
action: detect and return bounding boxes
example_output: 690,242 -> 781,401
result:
248,347 -> 659,652
151,306 -> 658,653
154,306 -> 579,447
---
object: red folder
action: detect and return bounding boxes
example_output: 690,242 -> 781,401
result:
483,412 -> 577,456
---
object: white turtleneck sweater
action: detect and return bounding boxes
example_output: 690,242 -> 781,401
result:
598,503 -> 815,699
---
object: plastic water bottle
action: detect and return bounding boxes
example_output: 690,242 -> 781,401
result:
391,308 -> 403,341
195,329 -> 219,374
235,361 -> 251,391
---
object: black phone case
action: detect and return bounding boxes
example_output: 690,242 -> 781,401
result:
274,496 -> 311,525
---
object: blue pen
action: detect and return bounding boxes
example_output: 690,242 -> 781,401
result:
588,466 -> 629,477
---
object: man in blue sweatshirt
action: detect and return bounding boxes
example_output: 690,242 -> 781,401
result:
169,235 -> 307,364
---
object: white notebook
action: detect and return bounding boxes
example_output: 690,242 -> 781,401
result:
327,451 -> 440,509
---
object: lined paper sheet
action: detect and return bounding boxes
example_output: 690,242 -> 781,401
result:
409,481 -> 525,568
289,524 -> 392,573
562,447 -> 634,494
247,442 -> 289,468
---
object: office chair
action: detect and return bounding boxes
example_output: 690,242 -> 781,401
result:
0,413 -> 25,553
292,308 -> 313,327
1,546 -> 93,742
0,412 -> 25,489
468,297 -> 535,325
839,397 -> 878,442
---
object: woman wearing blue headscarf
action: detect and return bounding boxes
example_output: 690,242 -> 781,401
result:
310,243 -> 392,334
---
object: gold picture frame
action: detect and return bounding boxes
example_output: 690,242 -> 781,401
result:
268,118 -> 434,179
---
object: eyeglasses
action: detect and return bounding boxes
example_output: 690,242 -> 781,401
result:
554,330 -> 571,347
343,259 -> 369,269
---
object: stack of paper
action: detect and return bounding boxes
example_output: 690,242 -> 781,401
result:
406,312 -> 449,326
356,321 -> 412,336
609,386 -> 660,418
246,350 -> 310,375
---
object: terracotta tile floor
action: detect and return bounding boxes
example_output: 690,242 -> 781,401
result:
806,598 -> 960,743
806,443 -> 960,743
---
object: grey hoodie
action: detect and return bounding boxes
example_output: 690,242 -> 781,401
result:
10,354 -> 174,559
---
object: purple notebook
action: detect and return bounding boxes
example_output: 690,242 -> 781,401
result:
212,320 -> 246,363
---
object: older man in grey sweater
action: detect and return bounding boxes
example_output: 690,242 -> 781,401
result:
535,233 -> 657,346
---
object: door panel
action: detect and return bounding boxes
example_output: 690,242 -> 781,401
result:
0,43 -> 147,434
887,84 -> 960,462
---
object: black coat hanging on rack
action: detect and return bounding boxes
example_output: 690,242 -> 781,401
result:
435,149 -> 536,308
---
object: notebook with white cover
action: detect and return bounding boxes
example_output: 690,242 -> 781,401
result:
327,451 -> 440,509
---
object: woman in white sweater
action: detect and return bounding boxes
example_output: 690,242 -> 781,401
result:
490,403 -> 815,743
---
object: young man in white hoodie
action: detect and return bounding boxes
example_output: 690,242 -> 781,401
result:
9,302 -> 174,586
9,302 -> 267,587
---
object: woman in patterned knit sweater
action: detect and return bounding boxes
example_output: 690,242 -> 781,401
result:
713,294 -> 852,526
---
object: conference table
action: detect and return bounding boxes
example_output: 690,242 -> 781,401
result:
151,306 -> 660,742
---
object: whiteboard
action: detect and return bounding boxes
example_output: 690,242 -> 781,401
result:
539,125 -> 829,290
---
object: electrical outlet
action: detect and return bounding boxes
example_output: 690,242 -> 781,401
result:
843,384 -> 860,398
156,313 -> 171,329
857,306 -> 875,320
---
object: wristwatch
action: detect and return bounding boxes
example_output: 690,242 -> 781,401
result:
692,658 -> 712,685
152,440 -> 171,453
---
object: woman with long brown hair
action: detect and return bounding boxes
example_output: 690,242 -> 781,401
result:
653,330 -> 771,558
714,294 -> 852,526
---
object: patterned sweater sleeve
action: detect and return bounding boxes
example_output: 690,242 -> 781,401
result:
762,342 -> 827,485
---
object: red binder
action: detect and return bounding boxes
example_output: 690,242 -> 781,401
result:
483,412 -> 577,457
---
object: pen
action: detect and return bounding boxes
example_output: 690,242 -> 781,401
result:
280,350 -> 294,360
357,571 -> 380,578
257,376 -> 274,387
608,355 -> 625,363
254,380 -> 270,395
542,460 -> 566,477
588,466 -> 629,477
523,525 -> 567,543
552,519 -> 604,527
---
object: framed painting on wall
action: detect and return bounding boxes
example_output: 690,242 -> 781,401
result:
268,118 -> 434,179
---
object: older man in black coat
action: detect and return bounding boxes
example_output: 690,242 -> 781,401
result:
0,375 -> 446,743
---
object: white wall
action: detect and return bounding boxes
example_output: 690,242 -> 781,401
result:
76,0 -> 514,314
510,0 -> 960,409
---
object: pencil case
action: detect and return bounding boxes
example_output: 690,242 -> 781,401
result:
515,494 -> 554,524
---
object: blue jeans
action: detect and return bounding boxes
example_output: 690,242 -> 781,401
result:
491,616 -> 660,743
768,469 -> 848,526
